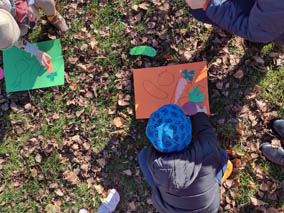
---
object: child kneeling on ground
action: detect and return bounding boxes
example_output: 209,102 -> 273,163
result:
138,104 -> 232,213
185,0 -> 284,45
0,0 -> 68,69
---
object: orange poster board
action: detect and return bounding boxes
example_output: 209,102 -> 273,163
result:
133,62 -> 210,119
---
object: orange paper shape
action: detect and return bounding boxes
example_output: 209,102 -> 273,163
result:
46,56 -> 54,73
133,62 -> 210,119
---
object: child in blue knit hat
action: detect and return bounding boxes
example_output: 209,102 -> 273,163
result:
138,104 -> 232,213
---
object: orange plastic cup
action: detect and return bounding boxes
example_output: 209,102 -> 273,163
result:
221,160 -> 233,184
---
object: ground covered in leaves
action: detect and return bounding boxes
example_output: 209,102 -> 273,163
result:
0,0 -> 284,212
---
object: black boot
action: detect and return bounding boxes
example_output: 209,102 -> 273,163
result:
260,142 -> 284,166
272,118 -> 284,138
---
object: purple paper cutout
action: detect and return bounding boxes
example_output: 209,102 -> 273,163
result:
182,101 -> 204,115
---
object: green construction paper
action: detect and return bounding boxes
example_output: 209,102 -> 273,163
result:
130,46 -> 157,57
188,87 -> 205,103
3,39 -> 64,93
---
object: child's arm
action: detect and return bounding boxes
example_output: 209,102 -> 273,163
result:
205,0 -> 284,43
191,112 -> 218,141
15,38 -> 50,68
15,38 -> 39,56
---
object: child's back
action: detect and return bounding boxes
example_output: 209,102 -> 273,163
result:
139,105 -> 228,213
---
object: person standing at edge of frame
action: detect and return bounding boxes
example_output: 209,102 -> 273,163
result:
0,0 -> 68,70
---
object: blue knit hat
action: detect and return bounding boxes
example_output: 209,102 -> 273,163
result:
146,104 -> 192,153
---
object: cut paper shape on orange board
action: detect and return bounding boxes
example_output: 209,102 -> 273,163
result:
133,62 -> 209,119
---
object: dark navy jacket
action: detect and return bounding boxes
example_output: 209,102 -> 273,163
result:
193,0 -> 284,44
146,113 -> 227,213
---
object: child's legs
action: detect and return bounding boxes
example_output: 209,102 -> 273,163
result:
137,148 -> 156,189
34,0 -> 55,17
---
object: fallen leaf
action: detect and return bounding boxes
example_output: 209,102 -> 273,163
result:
63,171 -> 79,185
253,56 -> 265,64
69,82 -> 77,91
233,70 -> 244,79
45,204 -> 60,213
35,154 -> 42,163
118,100 -> 130,106
96,158 -> 106,168
113,117 -> 125,128
123,169 -> 132,176
55,189 -> 64,197
271,139 -> 281,148
139,2 -> 150,10
128,201 -> 136,211
94,184 -> 104,194
250,197 -> 267,206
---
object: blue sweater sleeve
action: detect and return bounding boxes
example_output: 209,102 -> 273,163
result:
205,0 -> 284,43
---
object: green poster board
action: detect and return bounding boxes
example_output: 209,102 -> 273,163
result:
3,39 -> 65,93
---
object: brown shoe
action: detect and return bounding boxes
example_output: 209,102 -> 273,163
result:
48,12 -> 69,32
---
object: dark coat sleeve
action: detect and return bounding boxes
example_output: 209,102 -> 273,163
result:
206,0 -> 284,43
191,112 -> 218,141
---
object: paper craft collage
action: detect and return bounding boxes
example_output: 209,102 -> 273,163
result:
3,39 -> 64,93
133,62 -> 209,119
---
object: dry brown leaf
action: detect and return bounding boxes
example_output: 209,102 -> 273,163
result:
30,168 -> 38,177
118,100 -> 130,106
63,171 -> 79,185
250,197 -> 267,206
233,70 -> 244,79
76,64 -> 87,72
35,154 -> 42,163
96,158 -> 106,168
113,117 -> 125,128
128,201 -> 136,211
55,189 -> 64,197
123,169 -> 132,176
139,3 -> 150,10
253,56 -> 265,64
72,135 -> 82,143
272,139 -> 281,148
94,184 -> 104,194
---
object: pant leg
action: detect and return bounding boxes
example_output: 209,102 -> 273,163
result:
189,0 -> 254,27
216,148 -> 228,185
137,148 -> 156,189
34,0 -> 55,16
189,8 -> 218,26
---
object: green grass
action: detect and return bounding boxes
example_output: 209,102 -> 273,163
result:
0,0 -> 284,212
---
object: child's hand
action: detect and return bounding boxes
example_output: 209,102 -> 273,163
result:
196,104 -> 207,113
185,0 -> 206,9
36,51 -> 51,69
27,5 -> 40,22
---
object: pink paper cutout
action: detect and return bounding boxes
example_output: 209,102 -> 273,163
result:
174,78 -> 188,104
0,67 -> 4,80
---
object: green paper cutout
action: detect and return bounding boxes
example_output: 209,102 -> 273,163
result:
183,69 -> 195,82
188,87 -> 205,103
130,46 -> 157,57
3,39 -> 64,93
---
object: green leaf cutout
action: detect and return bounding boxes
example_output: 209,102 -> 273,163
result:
130,46 -> 157,57
188,87 -> 205,103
